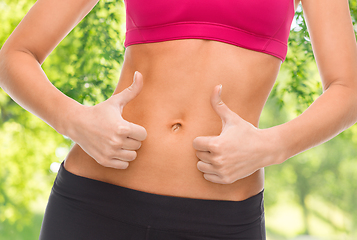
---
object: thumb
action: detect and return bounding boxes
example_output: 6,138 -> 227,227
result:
211,84 -> 235,124
115,71 -> 143,110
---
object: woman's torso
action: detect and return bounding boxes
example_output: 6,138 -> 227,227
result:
64,37 -> 283,201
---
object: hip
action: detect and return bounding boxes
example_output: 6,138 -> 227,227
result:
41,162 -> 266,240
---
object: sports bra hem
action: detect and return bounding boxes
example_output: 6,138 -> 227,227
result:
124,21 -> 287,61
126,36 -> 285,61
127,21 -> 286,45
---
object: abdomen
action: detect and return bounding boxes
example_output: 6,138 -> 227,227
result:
64,39 -> 282,201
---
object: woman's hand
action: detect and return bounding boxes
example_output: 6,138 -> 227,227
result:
66,71 -> 147,169
193,85 -> 282,184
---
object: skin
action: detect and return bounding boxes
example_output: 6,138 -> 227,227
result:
0,0 -> 357,201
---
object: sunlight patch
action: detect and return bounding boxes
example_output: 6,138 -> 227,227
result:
50,162 -> 61,173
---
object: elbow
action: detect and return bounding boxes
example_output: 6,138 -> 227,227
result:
323,76 -> 357,95
339,80 -> 357,126
0,44 -> 15,89
323,77 -> 357,122
0,40 -> 43,65
331,80 -> 357,102
15,48 -> 43,65
0,47 -> 9,88
0,45 -> 42,89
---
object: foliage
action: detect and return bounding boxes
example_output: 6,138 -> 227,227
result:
272,5 -> 320,114
261,2 -> 357,237
0,0 -> 357,239
0,0 -> 125,237
44,0 -> 125,105
261,95 -> 357,237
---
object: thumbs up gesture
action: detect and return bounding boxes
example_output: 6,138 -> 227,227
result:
67,71 -> 147,169
193,85 -> 277,184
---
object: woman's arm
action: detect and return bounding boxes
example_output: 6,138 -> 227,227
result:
0,0 -> 147,169
272,0 -> 357,162
0,0 -> 99,134
193,0 -> 357,184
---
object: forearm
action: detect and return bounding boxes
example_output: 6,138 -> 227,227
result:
0,49 -> 82,135
271,82 -> 357,163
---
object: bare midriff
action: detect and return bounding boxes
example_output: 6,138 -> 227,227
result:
64,39 -> 282,201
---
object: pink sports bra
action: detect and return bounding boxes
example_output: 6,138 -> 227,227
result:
124,0 -> 295,61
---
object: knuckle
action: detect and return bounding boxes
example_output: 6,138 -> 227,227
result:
98,158 -> 111,168
219,167 -> 230,177
109,137 -> 123,148
117,139 -> 124,148
212,155 -> 224,167
221,175 -> 233,185
117,125 -> 130,135
208,140 -> 221,153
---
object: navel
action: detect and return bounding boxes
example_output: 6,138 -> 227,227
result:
171,122 -> 182,132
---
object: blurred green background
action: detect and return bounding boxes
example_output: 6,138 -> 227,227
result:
1,0 -> 357,239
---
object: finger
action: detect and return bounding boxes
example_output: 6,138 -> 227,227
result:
197,160 -> 216,174
113,149 -> 137,162
192,136 -> 216,152
128,122 -> 147,141
114,71 -> 144,110
210,84 -> 236,124
203,174 -> 225,184
195,151 -> 213,164
102,159 -> 129,170
121,137 -> 142,150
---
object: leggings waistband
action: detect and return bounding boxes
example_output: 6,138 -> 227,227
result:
53,162 -> 264,234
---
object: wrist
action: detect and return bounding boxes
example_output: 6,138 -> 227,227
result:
55,101 -> 86,139
262,125 -> 289,166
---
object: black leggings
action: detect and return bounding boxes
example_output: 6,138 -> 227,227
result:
40,162 -> 266,240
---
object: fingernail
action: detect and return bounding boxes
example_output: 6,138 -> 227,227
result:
133,71 -> 137,83
218,84 -> 222,97
131,71 -> 138,87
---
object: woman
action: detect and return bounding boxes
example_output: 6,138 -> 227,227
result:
0,0 -> 356,239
